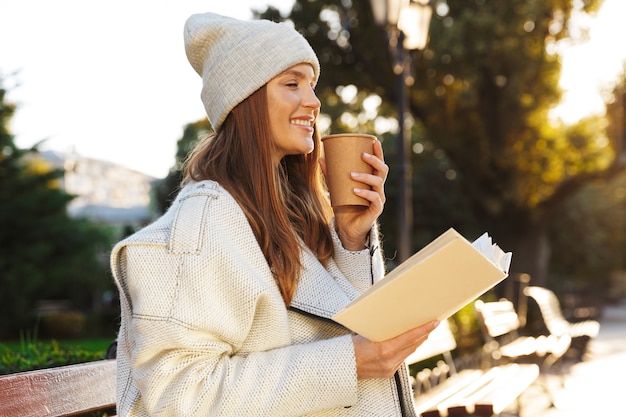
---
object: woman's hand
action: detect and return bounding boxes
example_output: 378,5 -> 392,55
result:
320,139 -> 389,250
352,320 -> 439,380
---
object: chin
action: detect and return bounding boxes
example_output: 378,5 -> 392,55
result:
303,137 -> 315,153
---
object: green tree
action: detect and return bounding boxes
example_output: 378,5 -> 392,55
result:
548,171 -> 626,291
0,79 -> 113,339
269,0 -> 623,285
548,75 -> 626,293
153,119 -> 212,213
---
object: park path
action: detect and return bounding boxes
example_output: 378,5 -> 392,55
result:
518,301 -> 626,416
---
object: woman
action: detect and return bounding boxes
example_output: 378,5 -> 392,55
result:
110,12 -> 437,416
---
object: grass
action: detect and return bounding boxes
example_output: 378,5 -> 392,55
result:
0,337 -> 115,375
0,338 -> 113,354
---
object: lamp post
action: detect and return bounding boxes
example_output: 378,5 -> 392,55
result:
370,0 -> 433,262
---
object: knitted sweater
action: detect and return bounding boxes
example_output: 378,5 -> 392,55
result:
110,180 -> 417,416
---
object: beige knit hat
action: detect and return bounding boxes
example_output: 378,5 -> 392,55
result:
184,12 -> 320,131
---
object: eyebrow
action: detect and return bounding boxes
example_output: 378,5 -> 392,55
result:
280,68 -> 317,84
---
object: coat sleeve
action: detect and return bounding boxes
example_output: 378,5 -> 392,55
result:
125,308 -> 358,416
330,218 -> 386,293
111,187 -> 360,417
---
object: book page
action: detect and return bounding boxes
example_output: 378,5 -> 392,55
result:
472,232 -> 512,273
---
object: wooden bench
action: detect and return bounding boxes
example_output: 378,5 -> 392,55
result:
407,319 -> 539,416
474,299 -> 571,373
0,359 -> 116,417
524,285 -> 600,360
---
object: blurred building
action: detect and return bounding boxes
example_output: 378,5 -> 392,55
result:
39,150 -> 157,228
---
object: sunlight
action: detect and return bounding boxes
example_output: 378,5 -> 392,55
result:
550,0 -> 626,125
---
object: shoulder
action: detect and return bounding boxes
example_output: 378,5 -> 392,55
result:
113,180 -> 245,255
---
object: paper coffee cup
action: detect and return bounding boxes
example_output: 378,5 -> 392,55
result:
321,133 -> 375,207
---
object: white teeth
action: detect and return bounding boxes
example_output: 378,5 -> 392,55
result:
291,119 -> 312,127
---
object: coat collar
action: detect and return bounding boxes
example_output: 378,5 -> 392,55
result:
288,248 -> 359,322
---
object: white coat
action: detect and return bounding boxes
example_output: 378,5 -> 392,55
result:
110,180 -> 417,416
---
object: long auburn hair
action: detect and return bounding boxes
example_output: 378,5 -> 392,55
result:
183,85 -> 334,305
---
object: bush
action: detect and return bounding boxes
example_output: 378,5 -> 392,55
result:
0,338 -> 107,375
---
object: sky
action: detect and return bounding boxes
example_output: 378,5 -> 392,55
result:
1,0 -> 625,179
551,0 -> 626,124
0,0 -> 296,178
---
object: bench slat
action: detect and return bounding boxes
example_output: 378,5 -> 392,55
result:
418,363 -> 539,417
427,366 -> 502,413
411,318 -> 539,417
0,360 -> 116,417
524,286 -> 600,339
475,299 -> 572,372
414,369 -> 484,415
473,363 -> 540,415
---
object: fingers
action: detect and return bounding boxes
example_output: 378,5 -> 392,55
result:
399,320 -> 440,341
372,138 -> 386,164
388,320 -> 439,352
358,142 -> 388,187
383,320 -> 440,365
351,143 -> 388,208
351,163 -> 386,188
353,321 -> 440,380
363,148 -> 389,180
353,187 -> 384,216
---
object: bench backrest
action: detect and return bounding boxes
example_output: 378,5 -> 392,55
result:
0,359 -> 116,417
474,299 -> 521,338
523,285 -> 569,336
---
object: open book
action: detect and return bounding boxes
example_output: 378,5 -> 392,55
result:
332,228 -> 512,342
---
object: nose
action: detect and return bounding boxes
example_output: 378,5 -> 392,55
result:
303,85 -> 321,110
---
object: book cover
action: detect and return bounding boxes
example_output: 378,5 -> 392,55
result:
332,228 -> 511,342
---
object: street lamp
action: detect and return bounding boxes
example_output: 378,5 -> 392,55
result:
370,0 -> 432,262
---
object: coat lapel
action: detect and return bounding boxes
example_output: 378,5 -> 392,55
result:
288,248 -> 360,321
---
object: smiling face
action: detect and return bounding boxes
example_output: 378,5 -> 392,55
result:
266,63 -> 321,164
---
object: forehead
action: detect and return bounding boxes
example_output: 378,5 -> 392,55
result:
275,63 -> 317,82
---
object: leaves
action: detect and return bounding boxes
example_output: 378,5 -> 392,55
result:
0,81 -> 114,338
166,1 -> 624,282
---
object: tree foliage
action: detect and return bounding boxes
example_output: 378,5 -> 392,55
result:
549,171 -> 626,289
0,80 -> 113,339
158,1 -> 624,287
548,76 -> 626,291
265,0 -> 623,284
153,119 -> 212,213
